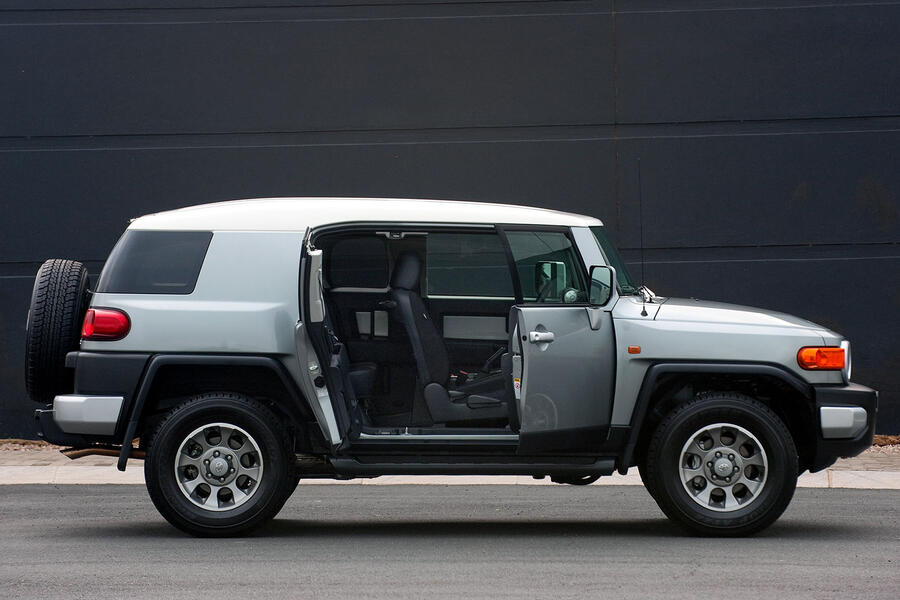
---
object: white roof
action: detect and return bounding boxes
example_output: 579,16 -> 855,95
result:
128,197 -> 603,232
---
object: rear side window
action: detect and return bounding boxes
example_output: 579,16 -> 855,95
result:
96,230 -> 213,294
326,236 -> 390,288
426,232 -> 514,298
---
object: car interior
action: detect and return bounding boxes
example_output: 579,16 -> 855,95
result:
309,226 -> 590,433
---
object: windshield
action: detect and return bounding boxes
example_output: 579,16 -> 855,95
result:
589,226 -> 638,294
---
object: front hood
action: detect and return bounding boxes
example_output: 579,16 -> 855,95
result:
655,297 -> 837,337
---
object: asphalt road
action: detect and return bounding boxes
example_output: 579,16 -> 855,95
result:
1,485 -> 897,599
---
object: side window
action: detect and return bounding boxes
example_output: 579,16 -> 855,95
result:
96,230 -> 212,295
326,236 -> 390,289
505,230 -> 588,303
426,232 -> 515,298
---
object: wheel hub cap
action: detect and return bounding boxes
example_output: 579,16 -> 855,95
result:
713,457 -> 734,479
678,423 -> 769,513
174,423 -> 264,512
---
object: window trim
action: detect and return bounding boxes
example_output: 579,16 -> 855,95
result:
424,228 -> 517,300
498,224 -> 592,307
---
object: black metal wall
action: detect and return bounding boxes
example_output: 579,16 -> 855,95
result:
1,0 -> 898,437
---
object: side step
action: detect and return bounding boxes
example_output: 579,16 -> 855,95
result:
329,457 -> 616,478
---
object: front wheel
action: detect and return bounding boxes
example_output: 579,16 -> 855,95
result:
644,392 -> 798,536
145,393 -> 296,537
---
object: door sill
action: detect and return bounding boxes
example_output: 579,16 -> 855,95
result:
358,425 -> 517,442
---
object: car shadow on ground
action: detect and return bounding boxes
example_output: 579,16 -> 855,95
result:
51,516 -> 861,541
46,515 -> 868,542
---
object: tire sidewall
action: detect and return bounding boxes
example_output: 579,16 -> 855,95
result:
651,396 -> 797,535
146,396 -> 291,535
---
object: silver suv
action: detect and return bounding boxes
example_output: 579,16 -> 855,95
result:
25,198 -> 877,537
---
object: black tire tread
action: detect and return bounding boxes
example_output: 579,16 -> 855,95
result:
25,259 -> 90,404
644,391 -> 798,537
144,392 -> 297,537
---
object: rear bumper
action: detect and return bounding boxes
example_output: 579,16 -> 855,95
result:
810,382 -> 878,472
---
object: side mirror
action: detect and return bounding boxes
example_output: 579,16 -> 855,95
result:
589,265 -> 616,306
534,261 -> 566,301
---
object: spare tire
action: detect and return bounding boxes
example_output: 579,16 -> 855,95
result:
25,259 -> 91,404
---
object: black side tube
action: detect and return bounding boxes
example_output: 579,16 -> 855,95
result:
117,354 -> 308,471
617,362 -> 813,474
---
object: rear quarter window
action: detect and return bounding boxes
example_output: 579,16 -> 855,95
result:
96,230 -> 213,294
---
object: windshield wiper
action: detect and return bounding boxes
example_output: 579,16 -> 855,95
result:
637,285 -> 656,303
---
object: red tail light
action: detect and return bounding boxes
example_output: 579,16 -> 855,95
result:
82,308 -> 130,341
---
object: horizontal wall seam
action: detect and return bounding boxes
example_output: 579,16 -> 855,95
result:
2,119 -> 900,152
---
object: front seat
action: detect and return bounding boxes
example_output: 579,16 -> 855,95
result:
389,251 -> 508,424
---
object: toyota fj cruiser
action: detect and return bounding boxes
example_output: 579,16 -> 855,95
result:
26,198 -> 877,537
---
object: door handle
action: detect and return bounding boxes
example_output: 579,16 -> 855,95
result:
528,331 -> 555,344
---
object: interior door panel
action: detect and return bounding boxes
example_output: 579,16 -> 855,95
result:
425,297 -> 513,370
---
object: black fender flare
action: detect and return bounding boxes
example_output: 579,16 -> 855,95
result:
618,362 -> 813,474
116,354 -> 312,471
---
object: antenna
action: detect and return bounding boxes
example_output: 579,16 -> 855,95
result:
637,158 -> 648,317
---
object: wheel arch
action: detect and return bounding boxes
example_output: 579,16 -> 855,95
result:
117,354 -> 322,471
619,362 -> 816,475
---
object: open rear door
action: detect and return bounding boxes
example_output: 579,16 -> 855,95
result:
513,305 -> 616,454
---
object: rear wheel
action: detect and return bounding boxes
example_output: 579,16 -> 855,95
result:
25,259 -> 91,403
145,393 -> 296,537
644,392 -> 798,536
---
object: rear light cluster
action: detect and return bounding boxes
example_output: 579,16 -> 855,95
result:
82,308 -> 130,341
796,346 -> 845,371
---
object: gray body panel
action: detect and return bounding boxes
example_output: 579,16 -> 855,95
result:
83,231 -> 302,354
514,305 -> 615,438
609,296 -> 842,425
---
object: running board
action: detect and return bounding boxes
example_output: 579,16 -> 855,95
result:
329,457 -> 616,478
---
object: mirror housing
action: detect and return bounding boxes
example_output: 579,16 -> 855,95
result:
589,265 -> 616,306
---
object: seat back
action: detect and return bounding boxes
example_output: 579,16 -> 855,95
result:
389,252 -> 450,387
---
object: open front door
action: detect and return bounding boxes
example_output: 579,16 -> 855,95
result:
513,305 -> 616,454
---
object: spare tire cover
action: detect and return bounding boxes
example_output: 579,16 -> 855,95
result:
25,259 -> 91,404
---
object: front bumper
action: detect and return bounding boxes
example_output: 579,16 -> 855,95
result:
810,382 -> 878,472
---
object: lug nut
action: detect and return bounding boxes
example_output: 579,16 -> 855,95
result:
204,459 -> 209,464
220,477 -> 225,482
715,451 -> 722,458
707,462 -> 713,468
229,468 -> 235,473
734,466 -> 740,473
226,455 -> 232,461
725,477 -> 731,482
728,454 -> 734,460
213,451 -> 219,457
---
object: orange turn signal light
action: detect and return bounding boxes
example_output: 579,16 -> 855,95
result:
797,347 -> 844,370
628,345 -> 641,354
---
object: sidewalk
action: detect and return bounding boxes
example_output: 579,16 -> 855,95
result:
2,441 -> 898,489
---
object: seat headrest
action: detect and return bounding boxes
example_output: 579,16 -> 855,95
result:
391,252 -> 421,290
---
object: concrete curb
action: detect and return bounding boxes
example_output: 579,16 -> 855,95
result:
2,465 -> 899,489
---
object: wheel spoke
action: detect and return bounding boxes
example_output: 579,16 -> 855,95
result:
694,485 -> 713,506
730,427 -> 750,449
239,463 -> 261,481
203,488 -> 221,508
177,453 -> 203,469
181,477 -> 204,495
743,451 -> 765,467
722,486 -> 739,508
226,481 -> 248,501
